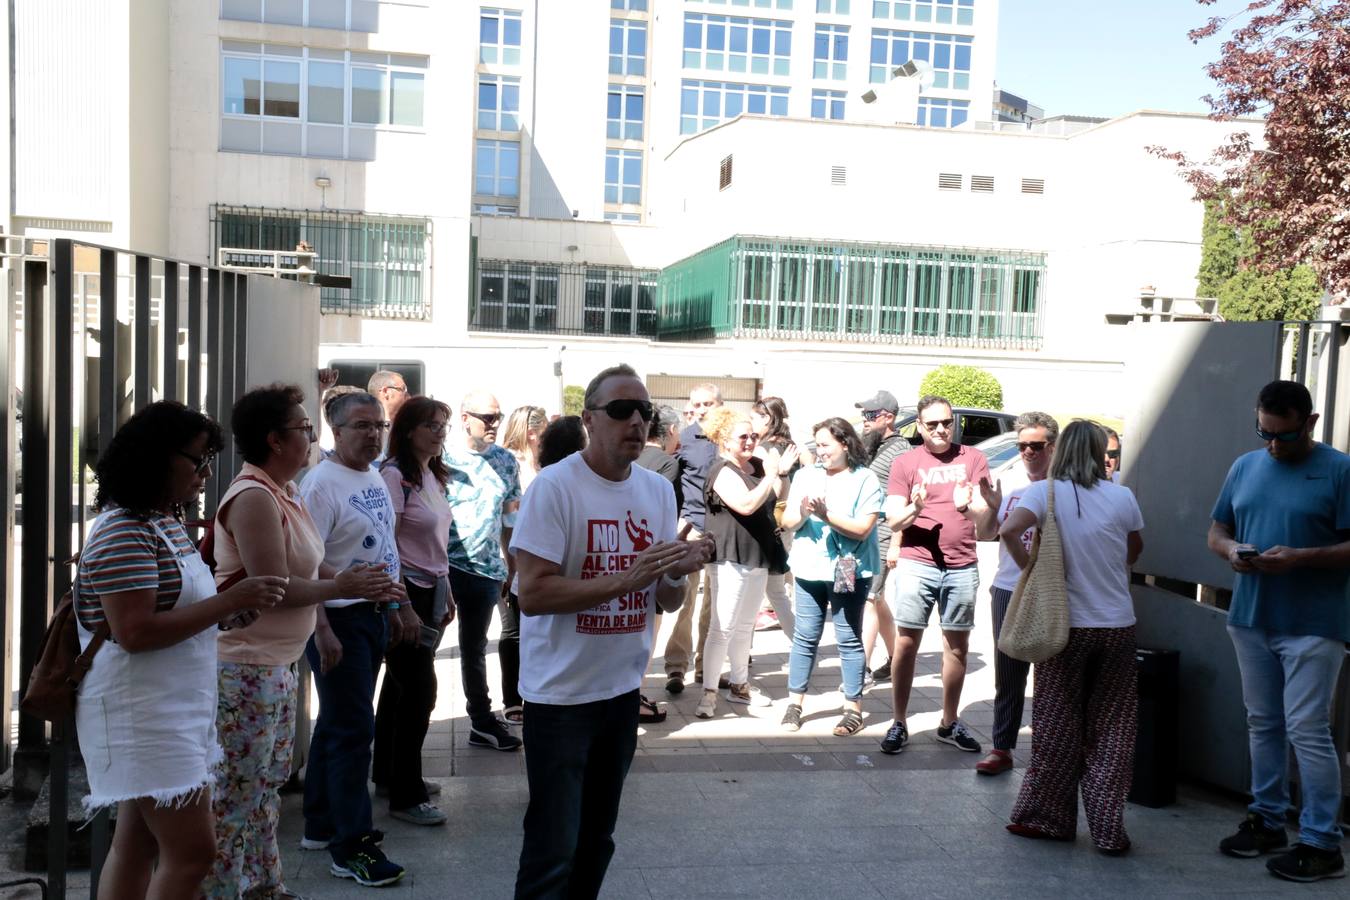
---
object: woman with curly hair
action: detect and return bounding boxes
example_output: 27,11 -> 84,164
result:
74,401 -> 287,900
778,416 -> 883,737
373,396 -> 457,824
201,385 -> 398,899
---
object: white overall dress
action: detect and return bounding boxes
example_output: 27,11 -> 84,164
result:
74,513 -> 223,812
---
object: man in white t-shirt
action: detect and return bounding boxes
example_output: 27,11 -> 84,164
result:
298,392 -> 415,888
510,364 -> 712,900
973,411 -> 1058,776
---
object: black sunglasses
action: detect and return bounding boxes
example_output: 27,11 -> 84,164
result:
1105,448 -> 1121,460
921,418 -> 955,431
1018,441 -> 1048,453
1255,420 -> 1305,443
176,448 -> 216,475
466,410 -> 503,428
587,399 -> 655,422
861,409 -> 890,422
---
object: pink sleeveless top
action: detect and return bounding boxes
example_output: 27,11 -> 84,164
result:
214,464 -> 325,666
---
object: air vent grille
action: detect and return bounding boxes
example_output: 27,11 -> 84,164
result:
718,155 -> 733,190
971,175 -> 995,193
1021,177 -> 1045,194
938,173 -> 963,191
831,165 -> 847,186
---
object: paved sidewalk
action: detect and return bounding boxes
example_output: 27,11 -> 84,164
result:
269,549 -> 1345,898
7,547 -> 1344,897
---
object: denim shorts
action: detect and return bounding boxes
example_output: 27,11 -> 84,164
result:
887,559 -> 979,631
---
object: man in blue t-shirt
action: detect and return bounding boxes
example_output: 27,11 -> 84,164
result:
1208,380 -> 1350,884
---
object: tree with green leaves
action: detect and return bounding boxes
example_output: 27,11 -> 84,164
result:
1196,196 -> 1323,321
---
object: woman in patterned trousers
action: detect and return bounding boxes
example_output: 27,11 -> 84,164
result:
997,420 -> 1145,855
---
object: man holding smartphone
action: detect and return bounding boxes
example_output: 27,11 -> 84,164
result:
1208,380 -> 1350,884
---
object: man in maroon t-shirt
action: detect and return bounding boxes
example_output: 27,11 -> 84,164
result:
878,395 -> 995,755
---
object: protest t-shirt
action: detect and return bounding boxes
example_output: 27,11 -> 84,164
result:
510,452 -> 677,705
1016,479 -> 1144,628
887,444 -> 990,569
299,459 -> 400,608
1212,443 -> 1350,642
990,460 -> 1036,592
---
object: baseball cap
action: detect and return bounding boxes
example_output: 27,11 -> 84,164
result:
855,390 -> 899,414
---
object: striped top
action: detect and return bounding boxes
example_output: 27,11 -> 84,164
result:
76,509 -> 196,630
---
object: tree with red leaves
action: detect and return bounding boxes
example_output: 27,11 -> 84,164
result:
1153,0 -> 1347,300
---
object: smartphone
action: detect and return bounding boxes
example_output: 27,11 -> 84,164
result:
417,624 -> 443,650
1236,547 -> 1259,560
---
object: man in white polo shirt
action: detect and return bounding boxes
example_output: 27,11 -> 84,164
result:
510,364 -> 712,900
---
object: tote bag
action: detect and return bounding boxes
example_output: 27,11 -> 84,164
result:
997,479 -> 1070,664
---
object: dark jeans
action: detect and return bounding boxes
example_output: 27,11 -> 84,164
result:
515,690 -> 640,900
449,567 -> 504,727
501,592 -> 522,709
302,602 -> 386,861
372,580 -> 438,810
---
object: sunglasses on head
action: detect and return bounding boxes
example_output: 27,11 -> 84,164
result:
587,399 -> 655,422
1255,420 -> 1306,443
466,410 -> 503,428
1018,441 -> 1047,453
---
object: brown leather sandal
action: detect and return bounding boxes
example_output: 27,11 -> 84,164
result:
832,710 -> 864,736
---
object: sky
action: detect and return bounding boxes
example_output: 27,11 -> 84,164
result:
995,0 -> 1248,119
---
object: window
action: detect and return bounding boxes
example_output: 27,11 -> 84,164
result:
680,80 -> 790,134
606,84 -> 645,140
480,8 -> 523,66
872,0 -> 974,27
604,212 -> 642,222
478,75 -> 521,131
960,414 -> 1003,442
610,19 -> 647,75
611,0 -> 648,8
814,25 -> 849,80
704,0 -> 794,8
472,260 -> 657,336
917,96 -> 969,127
222,0 -> 380,32
214,205 -> 430,318
817,0 -> 850,12
683,14 -> 792,76
870,29 -> 973,89
474,203 -> 519,216
220,44 -> 427,159
475,139 -> 520,198
811,89 -> 846,119
605,149 -> 643,205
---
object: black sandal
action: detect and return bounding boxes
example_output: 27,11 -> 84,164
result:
832,710 -> 864,736
780,703 -> 803,732
638,694 -> 667,724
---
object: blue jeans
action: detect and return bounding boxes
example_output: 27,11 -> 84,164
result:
515,690 -> 639,900
449,567 -> 505,727
302,603 -> 386,861
1228,625 -> 1346,851
788,577 -> 870,701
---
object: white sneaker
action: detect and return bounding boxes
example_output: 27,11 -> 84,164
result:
727,683 -> 771,707
695,689 -> 718,719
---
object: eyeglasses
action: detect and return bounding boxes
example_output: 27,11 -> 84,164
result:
1255,421 -> 1305,443
343,420 -> 391,434
420,420 -> 448,435
921,418 -> 955,431
176,448 -> 216,475
587,399 -> 655,422
1018,441 -> 1048,453
1105,448 -> 1121,460
466,411 -> 503,428
281,423 -> 317,442
861,409 -> 890,422
736,433 -> 759,443
384,384 -> 407,395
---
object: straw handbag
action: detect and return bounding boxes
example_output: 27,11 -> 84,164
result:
998,480 -> 1070,663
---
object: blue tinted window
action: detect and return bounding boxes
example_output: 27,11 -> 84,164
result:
681,87 -> 698,114
748,93 -> 766,114
726,92 -> 744,117
770,93 -> 787,115
708,23 -> 725,50
684,21 -> 701,48
752,28 -> 770,54
503,17 -> 520,44
955,44 -> 971,70
480,16 -> 497,43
